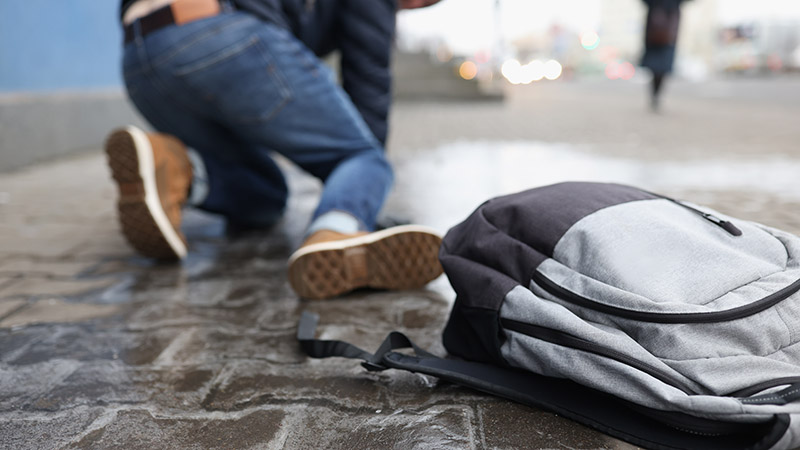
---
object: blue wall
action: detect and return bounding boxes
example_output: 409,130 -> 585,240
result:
0,1 -> 123,92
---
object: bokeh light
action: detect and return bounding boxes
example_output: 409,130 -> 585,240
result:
605,60 -> 635,80
459,61 -> 478,80
501,59 -> 523,84
605,62 -> 620,80
522,60 -> 545,83
436,47 -> 453,63
502,59 -> 563,84
619,61 -> 636,80
767,54 -> 783,72
544,60 -> 563,80
474,50 -> 490,65
580,31 -> 600,51
598,46 -> 619,64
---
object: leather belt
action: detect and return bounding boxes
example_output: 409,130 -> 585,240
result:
123,0 -> 224,44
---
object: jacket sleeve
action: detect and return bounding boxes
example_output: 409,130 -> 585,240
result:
335,0 -> 397,146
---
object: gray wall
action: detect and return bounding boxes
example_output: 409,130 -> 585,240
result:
0,92 -> 147,172
0,1 -> 133,172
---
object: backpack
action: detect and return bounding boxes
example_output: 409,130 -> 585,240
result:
298,182 -> 800,450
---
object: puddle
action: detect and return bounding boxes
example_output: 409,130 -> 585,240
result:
391,140 -> 800,230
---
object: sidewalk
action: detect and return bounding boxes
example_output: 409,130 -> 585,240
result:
2,78 -> 799,449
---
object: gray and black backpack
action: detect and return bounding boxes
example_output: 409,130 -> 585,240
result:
299,182 -> 800,449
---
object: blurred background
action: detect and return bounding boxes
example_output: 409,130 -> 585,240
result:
396,0 -> 800,94
0,0 -> 800,171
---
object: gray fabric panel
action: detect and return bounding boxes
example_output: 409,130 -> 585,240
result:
530,266 -> 800,359
538,257 -> 800,315
663,346 -> 800,396
775,292 -> 800,345
528,270 -> 800,394
551,199 -> 791,306
500,285 -> 800,418
500,328 -> 751,416
500,286 -> 733,414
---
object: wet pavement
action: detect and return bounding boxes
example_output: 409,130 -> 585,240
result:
1,78 -> 800,449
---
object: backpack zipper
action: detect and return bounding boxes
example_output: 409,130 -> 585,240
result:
667,198 -> 742,236
532,271 -> 800,324
727,377 -> 800,398
501,318 -> 699,395
648,193 -> 743,237
625,403 -> 771,437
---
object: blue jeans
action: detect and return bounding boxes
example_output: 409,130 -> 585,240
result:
122,11 -> 393,231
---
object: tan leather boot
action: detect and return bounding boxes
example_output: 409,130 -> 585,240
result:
105,126 -> 192,260
287,225 -> 444,300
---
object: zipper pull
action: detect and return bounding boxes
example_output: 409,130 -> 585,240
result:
651,190 -> 744,238
699,212 -> 743,237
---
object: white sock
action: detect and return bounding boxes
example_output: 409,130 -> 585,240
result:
305,211 -> 362,238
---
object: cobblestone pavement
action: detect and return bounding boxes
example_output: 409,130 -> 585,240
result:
1,78 -> 799,449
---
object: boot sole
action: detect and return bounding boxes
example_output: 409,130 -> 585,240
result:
288,225 -> 444,300
105,126 -> 187,260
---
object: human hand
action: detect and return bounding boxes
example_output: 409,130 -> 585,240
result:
399,0 -> 442,9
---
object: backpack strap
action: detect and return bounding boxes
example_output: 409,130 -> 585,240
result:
297,310 -> 435,371
297,311 -> 789,450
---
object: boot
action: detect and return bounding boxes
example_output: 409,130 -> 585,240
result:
105,126 -> 192,260
288,225 -> 444,299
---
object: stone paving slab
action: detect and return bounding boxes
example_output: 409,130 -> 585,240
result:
0,298 -> 119,328
70,408 -> 285,450
0,259 -> 97,279
0,406 -> 106,450
1,79 -> 799,449
0,278 -> 117,300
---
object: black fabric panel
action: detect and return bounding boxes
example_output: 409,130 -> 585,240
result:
480,182 -> 659,258
438,251 -> 524,311
442,304 -> 509,366
438,247 -> 520,363
440,209 -> 546,309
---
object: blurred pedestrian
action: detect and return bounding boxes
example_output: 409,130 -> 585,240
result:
106,0 -> 444,299
641,0 -> 684,111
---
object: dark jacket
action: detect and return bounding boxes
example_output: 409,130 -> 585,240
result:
293,0 -> 397,146
120,0 -> 396,145
641,0 -> 683,74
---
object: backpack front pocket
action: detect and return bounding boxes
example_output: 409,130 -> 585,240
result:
546,198 -> 796,311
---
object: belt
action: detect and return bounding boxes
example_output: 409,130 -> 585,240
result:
123,0 -> 224,43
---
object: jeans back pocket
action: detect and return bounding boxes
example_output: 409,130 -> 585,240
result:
172,34 -> 293,124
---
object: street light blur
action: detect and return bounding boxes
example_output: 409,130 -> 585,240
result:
544,60 -> 563,80
459,61 -> 479,80
501,58 -> 562,84
501,59 -> 523,84
522,60 -> 545,83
